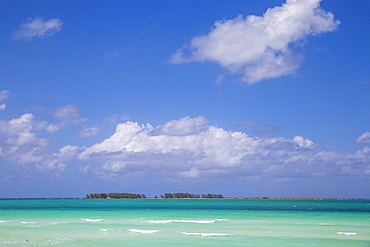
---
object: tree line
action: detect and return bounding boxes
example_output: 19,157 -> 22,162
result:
158,193 -> 223,199
86,192 -> 223,199
86,193 -> 146,199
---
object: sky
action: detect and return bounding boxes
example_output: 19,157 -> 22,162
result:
0,0 -> 369,199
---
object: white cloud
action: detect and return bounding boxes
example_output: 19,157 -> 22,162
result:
356,132 -> 370,144
0,113 -> 82,171
12,17 -> 63,41
36,145 -> 81,172
1,113 -> 38,136
0,114 -> 49,164
171,0 -> 339,85
78,116 -> 369,182
1,113 -> 369,184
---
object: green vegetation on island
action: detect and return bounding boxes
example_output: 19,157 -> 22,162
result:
86,193 -> 146,199
160,193 -> 223,199
86,192 -> 224,199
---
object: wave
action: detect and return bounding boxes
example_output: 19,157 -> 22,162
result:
179,232 -> 230,237
21,221 -> 37,224
84,219 -> 103,222
129,229 -> 159,234
147,219 -> 228,224
337,232 -> 357,236
147,220 -> 174,224
176,220 -> 216,224
0,220 -> 8,223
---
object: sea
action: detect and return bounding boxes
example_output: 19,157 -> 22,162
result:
0,198 -> 369,246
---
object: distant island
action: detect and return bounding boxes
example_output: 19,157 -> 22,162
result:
86,193 -> 223,199
85,193 -> 368,200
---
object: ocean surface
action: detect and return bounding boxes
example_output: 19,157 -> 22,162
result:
0,198 -> 369,246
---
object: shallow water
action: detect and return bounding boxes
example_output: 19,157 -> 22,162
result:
0,199 -> 369,246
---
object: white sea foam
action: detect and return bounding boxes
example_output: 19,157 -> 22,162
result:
147,219 -> 228,224
45,238 -> 75,244
21,221 -> 37,224
100,228 -> 114,232
84,219 -> 103,222
179,232 -> 230,237
337,232 -> 357,236
0,220 -> 8,223
215,219 -> 228,221
318,223 -> 337,226
129,229 -> 159,234
147,220 -> 174,224
175,219 -> 219,224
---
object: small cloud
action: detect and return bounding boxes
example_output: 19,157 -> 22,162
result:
171,0 -> 340,85
12,17 -> 63,41
355,132 -> 370,144
46,105 -> 86,132
0,90 -> 10,111
215,74 -> 226,85
51,104 -> 80,120
0,90 -> 10,101
0,103 -> 6,111
77,127 -> 101,138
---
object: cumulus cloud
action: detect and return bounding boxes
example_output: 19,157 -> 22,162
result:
0,111 -> 84,172
0,113 -> 47,142
78,116 -> 370,182
36,145 -> 81,173
0,113 -> 49,165
356,132 -> 370,144
1,113 -> 369,184
171,0 -> 340,85
12,17 -> 63,41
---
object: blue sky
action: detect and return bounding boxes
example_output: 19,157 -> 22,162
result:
0,0 -> 369,198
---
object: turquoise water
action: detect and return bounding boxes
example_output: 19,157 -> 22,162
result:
0,199 -> 369,246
